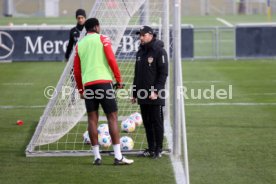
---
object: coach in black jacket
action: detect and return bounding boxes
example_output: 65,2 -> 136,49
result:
65,9 -> 86,60
132,26 -> 168,159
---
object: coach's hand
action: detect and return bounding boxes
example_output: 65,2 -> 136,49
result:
131,97 -> 137,104
149,91 -> 158,100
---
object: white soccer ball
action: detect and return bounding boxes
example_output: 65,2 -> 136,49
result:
120,136 -> 134,151
129,112 -> 143,126
83,130 -> 91,144
97,123 -> 109,135
98,133 -> 112,148
121,118 -> 136,133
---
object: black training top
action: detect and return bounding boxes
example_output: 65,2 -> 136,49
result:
133,38 -> 169,106
65,24 -> 84,60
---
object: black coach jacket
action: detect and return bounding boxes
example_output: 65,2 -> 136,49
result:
65,24 -> 84,60
132,38 -> 168,106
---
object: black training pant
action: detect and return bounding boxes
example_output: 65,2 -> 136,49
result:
140,104 -> 164,152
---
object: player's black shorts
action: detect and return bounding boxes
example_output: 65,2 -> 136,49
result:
84,83 -> 117,114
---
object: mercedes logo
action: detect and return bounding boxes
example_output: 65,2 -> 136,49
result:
0,31 -> 14,60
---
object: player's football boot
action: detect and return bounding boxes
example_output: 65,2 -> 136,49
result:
93,158 -> 102,165
114,156 -> 134,165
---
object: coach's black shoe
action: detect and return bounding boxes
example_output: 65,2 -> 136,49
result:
114,156 -> 134,165
153,152 -> 162,159
137,149 -> 155,157
153,149 -> 162,159
93,158 -> 102,165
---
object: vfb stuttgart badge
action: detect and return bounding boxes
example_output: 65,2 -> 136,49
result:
148,56 -> 153,66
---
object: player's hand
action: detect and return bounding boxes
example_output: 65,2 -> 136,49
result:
114,82 -> 124,89
149,91 -> 158,100
131,97 -> 137,104
80,93 -> 85,99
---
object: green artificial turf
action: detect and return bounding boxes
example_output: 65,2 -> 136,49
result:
1,60 -> 276,184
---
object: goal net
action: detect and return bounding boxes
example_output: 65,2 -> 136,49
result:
26,0 -> 170,157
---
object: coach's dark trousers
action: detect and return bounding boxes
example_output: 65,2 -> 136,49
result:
140,104 -> 164,152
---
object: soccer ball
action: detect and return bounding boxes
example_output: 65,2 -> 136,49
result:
129,112 -> 143,126
97,123 -> 109,135
83,130 -> 91,144
121,118 -> 136,133
120,136 -> 134,151
98,133 -> 112,148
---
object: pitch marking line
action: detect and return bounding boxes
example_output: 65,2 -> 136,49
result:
184,80 -> 225,83
238,93 -> 276,96
186,103 -> 276,106
0,105 -> 45,109
164,119 -> 187,184
1,82 -> 34,86
216,17 -> 233,27
2,103 -> 276,109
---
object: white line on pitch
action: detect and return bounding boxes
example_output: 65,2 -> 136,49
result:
184,80 -> 225,83
2,102 -> 276,109
238,93 -> 276,96
0,105 -> 45,109
1,82 -> 34,86
186,102 -> 276,106
164,118 -> 187,184
216,17 -> 233,27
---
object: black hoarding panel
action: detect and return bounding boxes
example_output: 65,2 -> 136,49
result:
181,28 -> 193,59
236,26 -> 276,58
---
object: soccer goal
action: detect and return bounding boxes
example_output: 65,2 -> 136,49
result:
26,0 -> 168,157
26,0 -> 189,183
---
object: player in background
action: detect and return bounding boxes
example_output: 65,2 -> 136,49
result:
65,9 -> 86,105
74,18 -> 134,165
65,9 -> 86,61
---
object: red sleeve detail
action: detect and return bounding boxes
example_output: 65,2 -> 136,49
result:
100,34 -> 122,83
73,45 -> 84,94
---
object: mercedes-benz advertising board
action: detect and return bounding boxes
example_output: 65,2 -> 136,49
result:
0,26 -> 193,61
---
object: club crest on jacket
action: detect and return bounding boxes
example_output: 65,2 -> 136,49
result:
148,57 -> 154,65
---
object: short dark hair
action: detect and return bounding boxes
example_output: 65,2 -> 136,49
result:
85,18 -> 100,32
75,9 -> 86,18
